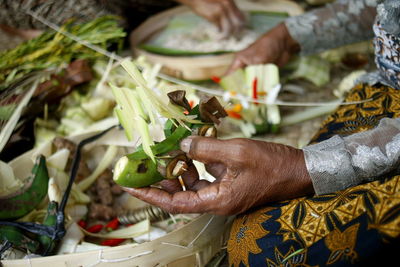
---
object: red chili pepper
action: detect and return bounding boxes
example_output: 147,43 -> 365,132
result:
211,76 -> 221,83
86,224 -> 103,233
100,238 -> 126,246
78,220 -> 87,229
252,77 -> 258,104
105,218 -> 120,232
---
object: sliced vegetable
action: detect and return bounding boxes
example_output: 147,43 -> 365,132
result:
86,224 -> 104,233
0,160 -> 22,197
0,225 -> 40,253
0,81 -> 38,153
105,218 -> 120,232
219,63 -> 282,135
56,222 -> 84,254
113,156 -> 164,188
100,238 -> 126,246
81,97 -> 115,121
81,219 -> 150,239
0,155 -> 49,220
77,145 -> 118,191
38,201 -> 59,255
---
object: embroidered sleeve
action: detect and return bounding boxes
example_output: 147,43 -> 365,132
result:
285,0 -> 380,55
303,118 -> 400,195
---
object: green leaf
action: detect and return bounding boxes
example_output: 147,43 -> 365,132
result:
0,104 -> 16,120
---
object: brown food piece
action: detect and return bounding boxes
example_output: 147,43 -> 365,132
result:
75,162 -> 91,183
34,74 -> 72,103
34,59 -> 93,103
52,137 -> 91,183
88,203 -> 115,221
53,137 -> 77,155
87,169 -> 125,221
167,90 -> 191,111
156,150 -> 186,177
199,96 -> 227,124
65,59 -> 93,86
95,170 -> 113,206
110,183 -> 124,195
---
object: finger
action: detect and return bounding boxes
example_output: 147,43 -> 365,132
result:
224,2 -> 245,34
225,56 -> 246,75
207,12 -> 222,32
219,14 -> 233,38
160,179 -> 182,194
180,136 -> 229,164
181,164 -> 210,191
205,163 -> 227,179
161,165 -> 209,193
159,164 -> 198,193
276,52 -> 291,68
123,183 -> 222,214
231,5 -> 246,25
191,179 -> 211,191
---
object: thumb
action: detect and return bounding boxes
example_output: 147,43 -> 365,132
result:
180,136 -> 227,164
225,55 -> 245,75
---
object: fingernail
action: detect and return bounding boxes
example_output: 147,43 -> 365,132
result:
180,137 -> 193,153
122,187 -> 133,192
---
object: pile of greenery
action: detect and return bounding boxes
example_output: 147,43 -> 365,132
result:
0,15 -> 126,91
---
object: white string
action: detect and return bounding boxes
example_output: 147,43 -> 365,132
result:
168,213 -> 178,225
160,242 -> 189,249
23,9 -> 373,108
86,249 -> 154,267
25,9 -> 122,62
187,215 -> 214,248
160,215 -> 215,250
93,54 -> 114,96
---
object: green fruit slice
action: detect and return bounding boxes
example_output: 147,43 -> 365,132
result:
0,155 -> 49,220
113,157 -> 164,188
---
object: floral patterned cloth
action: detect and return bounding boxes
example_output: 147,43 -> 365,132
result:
228,83 -> 400,267
286,0 -> 400,195
228,3 -> 400,263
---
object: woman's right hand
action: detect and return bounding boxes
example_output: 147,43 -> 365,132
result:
123,136 -> 314,215
226,22 -> 300,73
177,0 -> 245,36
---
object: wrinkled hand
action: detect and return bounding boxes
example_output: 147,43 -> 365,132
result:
177,0 -> 245,36
226,23 -> 300,73
123,136 -> 313,216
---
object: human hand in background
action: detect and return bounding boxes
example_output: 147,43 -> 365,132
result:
177,0 -> 245,36
226,22 -> 300,73
123,136 -> 313,216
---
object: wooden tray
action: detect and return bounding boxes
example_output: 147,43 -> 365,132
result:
130,0 -> 303,81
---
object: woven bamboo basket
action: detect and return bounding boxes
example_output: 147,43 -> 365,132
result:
130,0 -> 304,81
3,214 -> 233,267
1,135 -> 234,267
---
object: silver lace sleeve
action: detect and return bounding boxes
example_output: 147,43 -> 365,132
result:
284,0 -> 380,55
303,118 -> 400,195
